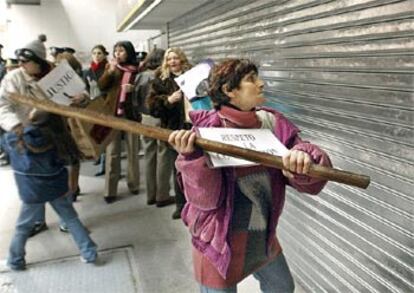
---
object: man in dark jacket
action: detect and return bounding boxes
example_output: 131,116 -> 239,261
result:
0,44 -> 6,82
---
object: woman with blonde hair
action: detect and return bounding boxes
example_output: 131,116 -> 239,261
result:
147,47 -> 191,219
159,48 -> 191,80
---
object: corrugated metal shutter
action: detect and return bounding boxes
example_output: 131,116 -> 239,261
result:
169,0 -> 414,292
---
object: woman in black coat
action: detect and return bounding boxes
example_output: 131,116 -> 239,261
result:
147,47 -> 192,219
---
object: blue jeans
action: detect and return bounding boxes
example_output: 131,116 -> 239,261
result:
200,253 -> 295,293
7,196 -> 97,270
35,193 -> 75,228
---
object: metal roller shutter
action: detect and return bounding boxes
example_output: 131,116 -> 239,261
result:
168,1 -> 414,292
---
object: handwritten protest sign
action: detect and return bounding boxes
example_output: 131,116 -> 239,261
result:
175,61 -> 212,101
198,128 -> 289,168
37,59 -> 86,105
38,60 -> 112,159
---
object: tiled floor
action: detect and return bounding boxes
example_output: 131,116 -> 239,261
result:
0,247 -> 139,293
0,157 -> 304,292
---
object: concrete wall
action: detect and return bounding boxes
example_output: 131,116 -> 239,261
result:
0,0 -> 160,64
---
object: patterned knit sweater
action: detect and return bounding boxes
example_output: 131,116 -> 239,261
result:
193,167 -> 283,288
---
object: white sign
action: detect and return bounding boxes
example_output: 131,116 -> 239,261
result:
37,59 -> 86,105
175,62 -> 211,101
198,128 -> 289,168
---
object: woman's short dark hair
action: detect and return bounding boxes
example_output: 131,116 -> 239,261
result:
143,48 -> 165,70
209,59 -> 258,108
113,41 -> 137,65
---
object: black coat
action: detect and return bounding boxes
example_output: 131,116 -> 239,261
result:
147,69 -> 186,130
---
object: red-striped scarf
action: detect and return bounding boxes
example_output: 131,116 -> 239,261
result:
116,63 -> 138,116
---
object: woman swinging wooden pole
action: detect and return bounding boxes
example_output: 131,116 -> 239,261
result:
10,93 -> 370,189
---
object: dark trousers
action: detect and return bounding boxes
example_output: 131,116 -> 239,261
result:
171,122 -> 191,209
173,150 -> 187,210
0,129 -> 9,164
173,163 -> 186,209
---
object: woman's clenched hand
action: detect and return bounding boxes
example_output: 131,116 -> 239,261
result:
168,130 -> 196,155
282,150 -> 312,179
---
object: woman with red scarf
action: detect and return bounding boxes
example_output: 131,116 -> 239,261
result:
84,44 -> 109,100
83,45 -> 109,176
98,41 -> 140,204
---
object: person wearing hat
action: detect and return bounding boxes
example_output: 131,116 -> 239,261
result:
136,51 -> 147,72
0,35 -> 53,236
0,35 -> 51,132
1,35 -> 89,234
63,47 -> 76,54
0,44 -> 8,167
0,43 -> 4,59
0,44 -> 6,82
50,45 -> 77,64
136,51 -> 147,63
49,46 -> 64,63
0,44 -> 5,64
5,58 -> 19,72
0,58 -> 19,167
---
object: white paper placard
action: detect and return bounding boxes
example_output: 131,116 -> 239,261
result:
198,127 -> 289,168
37,59 -> 86,105
174,62 -> 211,100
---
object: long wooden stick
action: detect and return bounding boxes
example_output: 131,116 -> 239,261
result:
10,94 -> 370,189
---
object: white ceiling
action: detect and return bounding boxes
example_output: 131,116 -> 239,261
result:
6,0 -> 40,5
126,0 -> 209,30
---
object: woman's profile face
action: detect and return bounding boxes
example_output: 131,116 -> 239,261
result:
92,48 -> 106,63
114,46 -> 128,63
228,72 -> 265,111
166,52 -> 182,74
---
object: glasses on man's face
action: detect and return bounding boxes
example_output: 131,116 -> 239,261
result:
15,48 -> 35,61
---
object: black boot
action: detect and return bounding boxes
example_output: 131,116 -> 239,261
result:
172,206 -> 184,220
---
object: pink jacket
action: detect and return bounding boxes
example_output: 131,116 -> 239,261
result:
176,107 -> 332,278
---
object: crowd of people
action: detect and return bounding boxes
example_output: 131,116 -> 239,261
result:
0,34 -> 331,292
